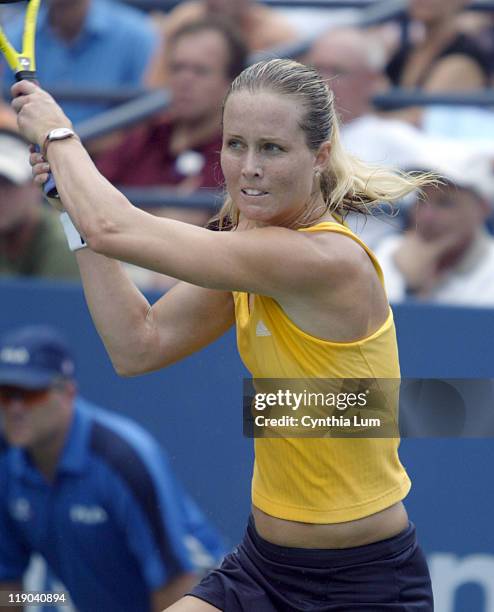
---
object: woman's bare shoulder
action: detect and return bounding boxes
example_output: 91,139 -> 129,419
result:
303,227 -> 374,278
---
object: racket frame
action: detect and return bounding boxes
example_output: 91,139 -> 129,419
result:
0,0 -> 40,78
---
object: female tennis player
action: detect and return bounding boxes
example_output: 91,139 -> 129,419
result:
13,59 -> 434,611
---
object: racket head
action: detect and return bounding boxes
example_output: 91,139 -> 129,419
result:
0,0 -> 39,74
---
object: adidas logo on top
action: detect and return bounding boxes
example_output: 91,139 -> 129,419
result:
256,320 -> 271,337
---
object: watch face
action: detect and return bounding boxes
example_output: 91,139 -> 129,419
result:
50,128 -> 73,140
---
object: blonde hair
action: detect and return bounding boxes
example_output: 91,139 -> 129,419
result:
214,58 -> 435,230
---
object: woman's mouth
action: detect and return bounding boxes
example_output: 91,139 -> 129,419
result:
241,188 -> 268,196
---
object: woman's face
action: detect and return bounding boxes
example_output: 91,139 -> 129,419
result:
221,91 -> 329,227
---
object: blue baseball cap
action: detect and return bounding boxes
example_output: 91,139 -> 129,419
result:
0,326 -> 75,390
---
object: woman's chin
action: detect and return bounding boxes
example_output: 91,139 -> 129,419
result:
239,206 -> 270,224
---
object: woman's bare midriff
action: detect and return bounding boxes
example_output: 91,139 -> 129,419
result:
252,502 -> 409,549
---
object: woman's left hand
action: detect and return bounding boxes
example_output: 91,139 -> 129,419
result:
11,80 -> 73,147
29,146 -> 51,187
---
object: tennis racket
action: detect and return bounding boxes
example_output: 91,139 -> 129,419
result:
0,0 -> 59,203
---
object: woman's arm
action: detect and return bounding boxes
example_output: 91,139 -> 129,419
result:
75,249 -> 234,376
423,54 -> 486,91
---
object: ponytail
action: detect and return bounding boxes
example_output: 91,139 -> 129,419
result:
322,118 -> 435,217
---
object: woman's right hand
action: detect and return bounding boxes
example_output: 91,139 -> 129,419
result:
12,80 -> 73,148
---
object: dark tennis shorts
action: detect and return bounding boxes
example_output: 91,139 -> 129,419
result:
189,515 -> 433,611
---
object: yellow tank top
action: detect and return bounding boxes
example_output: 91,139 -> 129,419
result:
233,221 -> 411,523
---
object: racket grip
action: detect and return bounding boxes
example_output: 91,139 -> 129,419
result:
15,70 -> 38,82
14,71 -> 62,205
43,171 -> 58,199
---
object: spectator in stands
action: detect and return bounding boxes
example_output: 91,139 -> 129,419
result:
387,0 -> 491,89
146,0 -> 296,87
307,26 -> 492,164
0,325 -> 225,612
0,131 -> 79,280
385,0 -> 491,125
307,27 -> 430,247
307,26 -> 494,249
307,26 -> 452,173
96,19 -> 247,194
419,8 -> 494,141
376,152 -> 494,306
1,0 -> 159,124
308,27 -> 388,126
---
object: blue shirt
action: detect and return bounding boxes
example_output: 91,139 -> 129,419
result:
2,0 -> 158,123
0,399 -> 225,612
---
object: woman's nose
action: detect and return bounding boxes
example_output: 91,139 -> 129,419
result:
241,151 -> 263,179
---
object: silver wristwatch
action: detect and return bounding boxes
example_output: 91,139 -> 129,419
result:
42,127 -> 77,158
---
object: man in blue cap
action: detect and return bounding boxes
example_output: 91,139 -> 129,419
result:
0,325 -> 225,612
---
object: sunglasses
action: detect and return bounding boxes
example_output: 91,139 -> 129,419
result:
0,385 -> 52,407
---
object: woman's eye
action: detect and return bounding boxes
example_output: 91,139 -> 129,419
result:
227,139 -> 242,150
263,143 -> 282,152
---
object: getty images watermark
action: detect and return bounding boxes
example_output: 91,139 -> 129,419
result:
243,379 -> 398,438
252,388 -> 378,431
243,379 -> 494,438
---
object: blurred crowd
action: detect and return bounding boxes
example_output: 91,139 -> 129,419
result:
1,0 -> 494,304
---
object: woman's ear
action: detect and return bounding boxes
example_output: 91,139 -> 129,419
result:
314,141 -> 331,172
